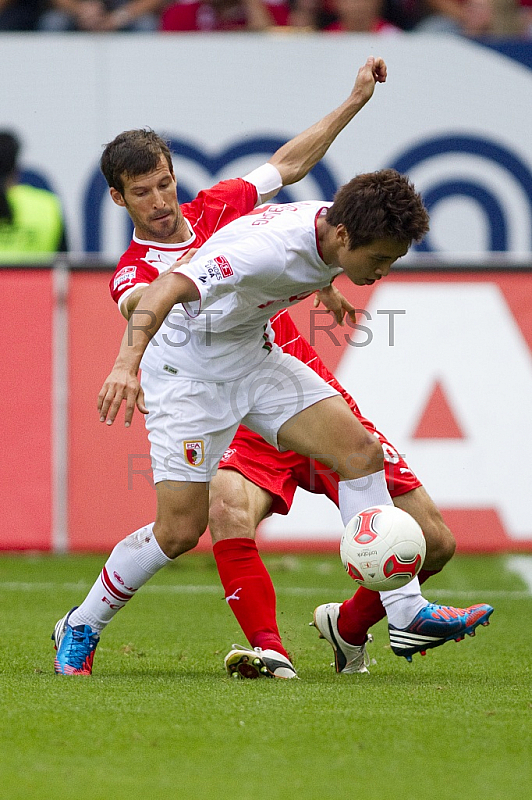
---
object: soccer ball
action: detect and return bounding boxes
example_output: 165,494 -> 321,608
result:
340,505 -> 426,592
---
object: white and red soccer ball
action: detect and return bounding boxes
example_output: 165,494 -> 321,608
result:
340,505 -> 426,592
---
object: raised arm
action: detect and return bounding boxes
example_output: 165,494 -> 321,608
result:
266,56 -> 387,192
98,271 -> 199,426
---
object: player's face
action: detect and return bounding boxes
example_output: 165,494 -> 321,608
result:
337,238 -> 409,285
111,155 -> 182,242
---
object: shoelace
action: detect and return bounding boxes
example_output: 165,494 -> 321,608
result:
64,628 -> 98,668
429,604 -> 466,621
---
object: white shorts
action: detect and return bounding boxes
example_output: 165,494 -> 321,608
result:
141,348 -> 339,483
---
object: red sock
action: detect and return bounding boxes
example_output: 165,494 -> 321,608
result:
213,538 -> 289,659
338,568 -> 441,645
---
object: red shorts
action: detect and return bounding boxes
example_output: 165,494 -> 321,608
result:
218,411 -> 422,516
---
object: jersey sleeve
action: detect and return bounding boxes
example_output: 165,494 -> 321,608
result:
186,178 -> 260,222
109,260 -> 160,307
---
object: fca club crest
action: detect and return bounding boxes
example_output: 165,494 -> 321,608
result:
184,440 -> 205,466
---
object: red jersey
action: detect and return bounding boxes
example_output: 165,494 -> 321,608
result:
110,178 -> 259,308
269,308 -> 359,415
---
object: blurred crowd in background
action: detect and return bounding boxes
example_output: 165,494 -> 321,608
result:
0,0 -> 531,38
1,0 -> 531,263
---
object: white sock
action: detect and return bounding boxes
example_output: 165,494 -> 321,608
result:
338,472 -> 428,629
380,578 -> 428,629
69,524 -> 171,632
338,470 -> 393,527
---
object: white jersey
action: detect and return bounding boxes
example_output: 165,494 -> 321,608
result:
141,201 -> 341,382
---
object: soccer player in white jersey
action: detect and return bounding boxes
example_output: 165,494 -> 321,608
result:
74,167 -> 490,678
52,57 -> 493,679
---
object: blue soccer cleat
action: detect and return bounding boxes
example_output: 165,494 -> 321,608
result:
52,607 -> 100,675
389,602 -> 494,662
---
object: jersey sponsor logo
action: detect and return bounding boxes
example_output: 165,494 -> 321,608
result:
113,266 -> 137,291
205,257 -> 233,282
183,440 -> 205,466
214,255 -> 233,277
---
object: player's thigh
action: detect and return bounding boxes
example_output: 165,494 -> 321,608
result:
277,395 -> 383,480
393,486 -> 456,568
154,479 -> 210,557
142,372 -> 240,484
218,425 -> 299,517
209,470 -> 273,542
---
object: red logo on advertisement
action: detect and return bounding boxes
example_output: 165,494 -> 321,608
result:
214,255 -> 233,278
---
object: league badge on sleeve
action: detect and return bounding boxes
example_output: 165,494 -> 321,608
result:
184,440 -> 205,466
214,255 -> 233,278
205,255 -> 234,281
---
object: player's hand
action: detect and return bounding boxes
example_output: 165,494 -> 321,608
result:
172,247 -> 198,271
352,56 -> 387,106
97,367 -> 148,427
314,284 -> 357,326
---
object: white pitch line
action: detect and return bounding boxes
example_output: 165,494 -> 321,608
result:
506,555 -> 532,593
0,581 -> 530,599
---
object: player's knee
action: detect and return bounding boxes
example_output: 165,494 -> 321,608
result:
338,432 -> 384,481
366,435 -> 386,472
155,511 -> 208,558
423,515 -> 456,568
209,495 -> 255,544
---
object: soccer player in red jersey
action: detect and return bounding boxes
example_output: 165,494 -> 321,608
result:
52,57 -> 492,679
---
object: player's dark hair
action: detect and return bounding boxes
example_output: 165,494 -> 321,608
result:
326,169 -> 429,248
100,128 -> 174,195
0,131 -> 20,222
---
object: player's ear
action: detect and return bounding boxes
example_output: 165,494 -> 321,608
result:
336,224 -> 350,248
110,187 -> 126,208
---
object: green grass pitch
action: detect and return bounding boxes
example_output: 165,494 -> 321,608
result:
0,553 -> 530,800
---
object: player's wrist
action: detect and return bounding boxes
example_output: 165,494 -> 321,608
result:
348,89 -> 369,110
